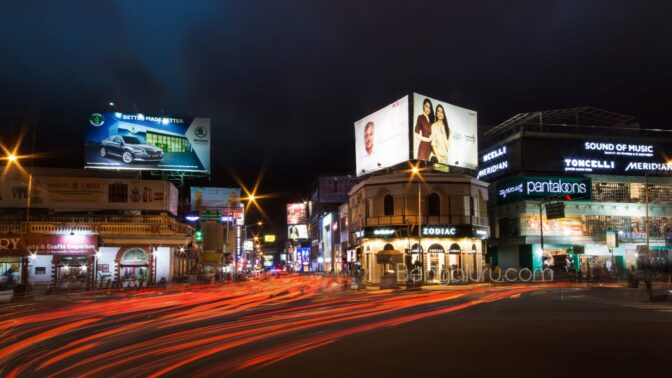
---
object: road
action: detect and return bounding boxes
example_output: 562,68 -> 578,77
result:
0,276 -> 670,377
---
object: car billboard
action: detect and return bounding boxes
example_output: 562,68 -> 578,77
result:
85,112 -> 210,172
354,96 -> 409,176
190,187 -> 241,211
287,203 -> 307,225
412,93 -> 478,171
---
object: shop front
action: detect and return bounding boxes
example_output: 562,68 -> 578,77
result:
25,235 -> 98,289
357,225 -> 489,284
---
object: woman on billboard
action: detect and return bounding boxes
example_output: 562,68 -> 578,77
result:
415,98 -> 434,160
430,104 -> 450,170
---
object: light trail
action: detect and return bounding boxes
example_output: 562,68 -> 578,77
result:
0,275 -> 557,377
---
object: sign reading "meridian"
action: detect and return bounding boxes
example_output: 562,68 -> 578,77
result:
497,176 -> 591,202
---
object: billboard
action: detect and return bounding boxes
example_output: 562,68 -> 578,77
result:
354,96 -> 409,176
0,173 -> 178,215
85,112 -> 210,172
288,224 -> 309,240
316,176 -> 359,204
287,203 -> 307,225
190,187 -> 241,211
412,93 -> 478,170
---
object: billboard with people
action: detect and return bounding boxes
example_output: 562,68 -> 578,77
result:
85,112 -> 211,172
354,96 -> 409,176
412,93 -> 478,171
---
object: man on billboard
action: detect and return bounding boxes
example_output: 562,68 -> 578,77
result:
360,122 -> 380,174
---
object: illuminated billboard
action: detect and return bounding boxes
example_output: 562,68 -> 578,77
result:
354,96 -> 409,176
412,93 -> 478,171
288,224 -> 309,240
287,203 -> 307,225
85,112 -> 210,172
190,187 -> 241,211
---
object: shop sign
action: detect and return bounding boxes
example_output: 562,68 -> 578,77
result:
619,231 -> 647,240
421,225 -> 490,239
497,176 -> 591,202
26,235 -> 98,255
422,226 -> 457,236
478,145 -> 509,180
363,227 -> 402,238
0,237 -> 22,251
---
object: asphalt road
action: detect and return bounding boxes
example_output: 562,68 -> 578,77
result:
1,277 -> 670,378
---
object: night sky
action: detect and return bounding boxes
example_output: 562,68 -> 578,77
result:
1,0 -> 671,238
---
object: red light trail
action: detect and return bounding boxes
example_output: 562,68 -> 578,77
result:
0,276 -> 551,377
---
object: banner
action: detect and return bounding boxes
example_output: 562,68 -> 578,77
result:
85,112 -> 210,172
288,224 -> 309,240
412,93 -> 478,170
0,173 -> 178,214
287,203 -> 307,225
355,96 -> 409,176
190,187 -> 241,211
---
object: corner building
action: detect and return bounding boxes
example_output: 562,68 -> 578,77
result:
479,107 -> 672,274
348,172 -> 490,284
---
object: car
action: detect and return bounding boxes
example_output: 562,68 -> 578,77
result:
99,135 -> 164,164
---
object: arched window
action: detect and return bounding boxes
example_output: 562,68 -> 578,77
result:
384,243 -> 395,251
122,248 -> 148,262
428,192 -> 441,216
383,194 -> 394,216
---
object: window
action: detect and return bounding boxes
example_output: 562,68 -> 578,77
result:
383,194 -> 394,216
428,192 -> 440,216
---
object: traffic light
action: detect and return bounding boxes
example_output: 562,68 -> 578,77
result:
195,227 -> 203,243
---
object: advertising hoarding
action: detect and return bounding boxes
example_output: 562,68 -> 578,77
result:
287,203 -> 307,225
412,93 -> 478,170
288,224 -> 309,240
316,176 -> 359,204
85,112 -> 210,172
0,173 -> 178,214
354,96 -> 409,176
190,187 -> 241,211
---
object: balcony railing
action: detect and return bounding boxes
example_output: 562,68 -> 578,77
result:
0,217 -> 191,236
366,215 -> 489,227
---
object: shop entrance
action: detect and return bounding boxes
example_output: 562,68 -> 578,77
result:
119,248 -> 150,287
0,258 -> 22,290
56,256 -> 89,289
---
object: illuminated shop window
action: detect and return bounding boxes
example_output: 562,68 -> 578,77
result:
146,132 -> 191,153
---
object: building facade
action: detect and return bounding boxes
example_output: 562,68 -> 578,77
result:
479,107 -> 672,275
0,167 -> 194,290
347,172 -> 490,284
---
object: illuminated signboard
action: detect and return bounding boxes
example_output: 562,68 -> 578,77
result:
85,112 -> 210,172
497,176 -> 592,203
358,226 -> 488,239
521,138 -> 672,175
288,225 -> 309,240
287,203 -> 307,225
264,235 -> 276,243
477,144 -> 510,180
412,93 -> 478,170
355,96 -> 410,176
191,187 -> 241,211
